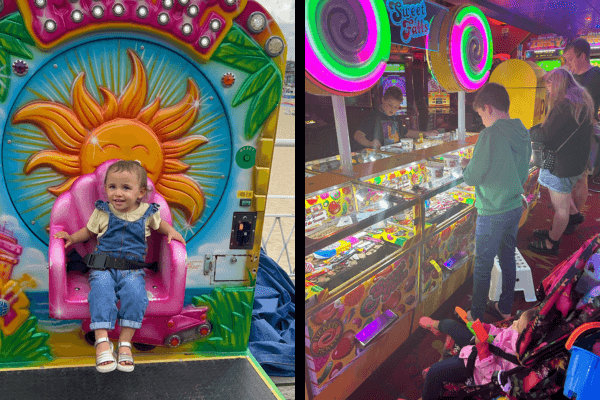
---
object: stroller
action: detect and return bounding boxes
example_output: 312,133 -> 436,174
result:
432,234 -> 600,400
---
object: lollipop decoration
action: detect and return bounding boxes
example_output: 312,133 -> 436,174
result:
427,5 -> 492,92
305,0 -> 391,96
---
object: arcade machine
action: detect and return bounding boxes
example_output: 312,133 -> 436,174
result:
489,57 -> 547,228
524,33 -> 566,72
381,62 -> 409,115
587,32 -> 600,68
0,0 -> 287,398
426,72 -> 455,135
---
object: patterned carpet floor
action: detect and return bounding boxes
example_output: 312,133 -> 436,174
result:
346,176 -> 600,400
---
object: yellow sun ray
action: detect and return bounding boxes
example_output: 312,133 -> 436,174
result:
25,87 -> 49,101
43,74 -> 70,105
12,102 -> 87,147
24,151 -> 80,175
155,174 -> 204,223
22,197 -> 54,214
163,136 -> 208,158
137,97 -> 161,125
97,87 -> 118,120
71,73 -> 104,130
163,159 -> 190,174
86,49 -> 101,99
118,49 -> 147,118
48,177 -> 80,197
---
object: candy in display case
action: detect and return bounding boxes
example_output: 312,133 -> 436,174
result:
380,138 -> 417,154
355,145 -> 478,307
305,248 -> 420,399
305,181 -> 422,399
305,182 -> 422,302
414,137 -> 446,151
362,159 -> 429,190
305,149 -> 394,173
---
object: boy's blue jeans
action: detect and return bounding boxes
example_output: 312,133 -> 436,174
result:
471,206 -> 522,320
88,269 -> 148,330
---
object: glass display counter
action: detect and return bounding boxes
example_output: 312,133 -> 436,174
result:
356,144 -> 478,320
380,137 -> 446,154
305,149 -> 394,173
305,181 -> 422,400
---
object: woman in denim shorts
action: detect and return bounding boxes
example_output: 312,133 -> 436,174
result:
529,69 -> 594,255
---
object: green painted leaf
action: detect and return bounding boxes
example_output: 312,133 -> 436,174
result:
0,49 -> 10,103
208,337 -> 223,342
20,316 -> 39,334
212,43 -> 267,73
221,26 -> 258,49
5,13 -> 26,24
232,63 -> 277,107
0,32 -> 33,59
24,346 -> 52,360
232,312 -> 244,319
11,339 -> 34,355
0,20 -> 35,45
244,73 -> 282,140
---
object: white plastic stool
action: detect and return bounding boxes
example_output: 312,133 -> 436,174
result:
489,249 -> 537,302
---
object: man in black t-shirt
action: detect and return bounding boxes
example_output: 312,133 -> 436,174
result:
353,86 -> 438,149
565,39 -> 600,121
562,37 -> 600,233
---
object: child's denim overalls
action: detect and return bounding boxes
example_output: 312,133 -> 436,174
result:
88,200 -> 159,330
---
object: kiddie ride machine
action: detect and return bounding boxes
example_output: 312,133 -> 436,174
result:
0,0 -> 286,398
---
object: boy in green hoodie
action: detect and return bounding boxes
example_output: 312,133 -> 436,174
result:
461,82 -> 531,322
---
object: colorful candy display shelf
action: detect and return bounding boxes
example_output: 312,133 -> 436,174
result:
355,142 -> 477,315
305,149 -> 394,174
305,180 -> 423,399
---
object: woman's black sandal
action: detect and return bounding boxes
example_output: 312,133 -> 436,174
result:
564,214 -> 585,235
533,229 -> 550,240
528,236 -> 560,255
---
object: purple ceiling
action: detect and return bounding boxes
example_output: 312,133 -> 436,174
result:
443,0 -> 600,39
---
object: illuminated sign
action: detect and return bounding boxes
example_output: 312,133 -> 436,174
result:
386,0 -> 448,51
387,0 -> 430,44
536,60 -> 562,72
385,63 -> 406,73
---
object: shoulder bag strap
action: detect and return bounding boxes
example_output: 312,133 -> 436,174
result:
554,114 -> 587,154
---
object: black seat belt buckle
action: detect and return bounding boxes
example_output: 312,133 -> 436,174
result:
92,253 -> 108,270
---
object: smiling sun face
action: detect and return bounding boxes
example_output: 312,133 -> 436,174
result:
12,49 -> 207,224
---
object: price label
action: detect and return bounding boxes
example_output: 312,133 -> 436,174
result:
430,260 -> 442,273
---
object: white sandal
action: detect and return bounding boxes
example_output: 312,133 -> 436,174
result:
95,337 -> 117,373
116,341 -> 135,372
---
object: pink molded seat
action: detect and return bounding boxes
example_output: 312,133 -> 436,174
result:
48,159 -> 187,320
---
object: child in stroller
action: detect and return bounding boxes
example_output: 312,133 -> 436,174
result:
399,234 -> 600,400
414,309 -> 537,400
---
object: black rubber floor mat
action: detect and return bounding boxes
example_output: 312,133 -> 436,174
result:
0,357 -> 279,400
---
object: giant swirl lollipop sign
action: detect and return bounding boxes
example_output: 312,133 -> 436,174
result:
427,5 -> 493,92
305,0 -> 391,96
